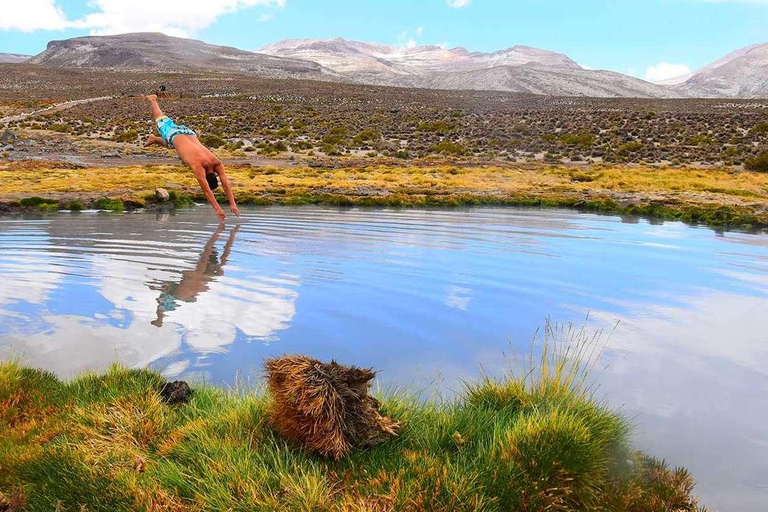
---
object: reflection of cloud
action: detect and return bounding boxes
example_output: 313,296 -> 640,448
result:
585,292 -> 768,510
93,250 -> 298,355
591,292 -> 768,375
164,275 -> 298,352
445,285 -> 472,311
0,247 -> 63,307
0,315 -> 181,378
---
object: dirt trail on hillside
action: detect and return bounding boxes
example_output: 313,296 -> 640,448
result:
0,96 -> 115,124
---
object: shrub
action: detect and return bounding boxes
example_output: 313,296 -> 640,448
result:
417,121 -> 453,133
49,123 -> 71,133
352,129 -> 379,145
394,150 -> 410,159
95,198 -> 124,211
617,141 -> 644,155
430,141 -> 468,156
687,135 -> 713,146
322,127 -> 348,145
199,134 -> 225,148
322,144 -> 342,156
66,200 -> 85,211
20,197 -> 58,207
745,153 -> 768,172
750,122 -> 768,135
559,133 -> 595,148
224,140 -> 244,151
112,129 -> 138,143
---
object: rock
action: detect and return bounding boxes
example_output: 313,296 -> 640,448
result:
159,381 -> 192,405
155,188 -> 170,202
0,145 -> 13,152
0,131 -> 15,145
101,151 -> 121,158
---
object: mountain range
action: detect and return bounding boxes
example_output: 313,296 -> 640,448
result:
7,33 -> 767,99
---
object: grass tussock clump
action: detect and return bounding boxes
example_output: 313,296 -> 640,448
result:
0,324 -> 706,511
265,355 -> 400,460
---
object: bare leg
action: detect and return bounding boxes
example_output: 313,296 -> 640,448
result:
145,94 -> 164,121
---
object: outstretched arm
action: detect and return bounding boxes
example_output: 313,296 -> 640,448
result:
215,163 -> 240,217
192,164 -> 226,222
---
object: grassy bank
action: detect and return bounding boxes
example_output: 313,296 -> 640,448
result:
2,161 -> 766,230
0,326 -> 704,511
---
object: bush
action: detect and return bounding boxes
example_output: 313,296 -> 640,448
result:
49,123 -> 71,133
617,141 -> 644,155
687,134 -> 713,146
559,133 -> 595,148
750,122 -> 768,135
322,127 -> 348,145
20,197 -> 58,207
430,141 -> 468,156
199,134 -> 225,148
322,144 -> 342,156
417,121 -> 453,133
745,153 -> 768,172
352,129 -> 379,145
95,198 -> 124,211
66,200 -> 85,211
112,129 -> 138,143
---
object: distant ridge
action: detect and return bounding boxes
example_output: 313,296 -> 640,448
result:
16,32 -> 767,98
668,42 -> 768,98
28,33 -> 336,80
259,37 -> 675,98
0,53 -> 31,64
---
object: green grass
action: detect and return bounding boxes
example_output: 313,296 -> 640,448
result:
0,324 -> 704,511
94,197 -> 124,212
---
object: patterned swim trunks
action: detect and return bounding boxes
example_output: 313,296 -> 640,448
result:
156,115 -> 196,149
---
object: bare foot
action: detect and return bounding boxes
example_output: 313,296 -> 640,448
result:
144,134 -> 163,147
145,94 -> 158,103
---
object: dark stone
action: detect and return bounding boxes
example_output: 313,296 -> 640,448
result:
0,131 -> 15,145
159,381 -> 192,405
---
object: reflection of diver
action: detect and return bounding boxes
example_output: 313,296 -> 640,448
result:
151,224 -> 239,327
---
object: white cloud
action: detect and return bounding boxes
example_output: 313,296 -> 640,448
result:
81,0 -> 286,36
0,0 -> 286,37
416,26 -> 424,36
0,0 -> 70,32
447,0 -> 472,7
644,62 -> 691,83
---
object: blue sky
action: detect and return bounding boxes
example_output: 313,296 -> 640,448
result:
1,0 -> 766,81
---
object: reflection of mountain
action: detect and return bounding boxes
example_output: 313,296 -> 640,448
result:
0,213 -> 299,377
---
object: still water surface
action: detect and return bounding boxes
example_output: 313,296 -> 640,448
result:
1,207 -> 767,511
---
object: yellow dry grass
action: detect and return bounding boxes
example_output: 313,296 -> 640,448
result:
2,162 -> 767,200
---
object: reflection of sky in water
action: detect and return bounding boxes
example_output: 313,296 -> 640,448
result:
0,207 -> 767,511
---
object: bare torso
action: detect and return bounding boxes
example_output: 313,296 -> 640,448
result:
172,134 -> 220,169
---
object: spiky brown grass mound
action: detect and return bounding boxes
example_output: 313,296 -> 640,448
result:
265,355 -> 400,460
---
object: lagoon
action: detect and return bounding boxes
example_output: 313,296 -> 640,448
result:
1,206 -> 767,511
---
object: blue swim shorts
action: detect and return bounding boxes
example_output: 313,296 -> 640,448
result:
156,115 -> 196,149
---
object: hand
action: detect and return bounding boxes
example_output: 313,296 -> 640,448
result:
216,209 -> 227,223
230,205 -> 241,217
